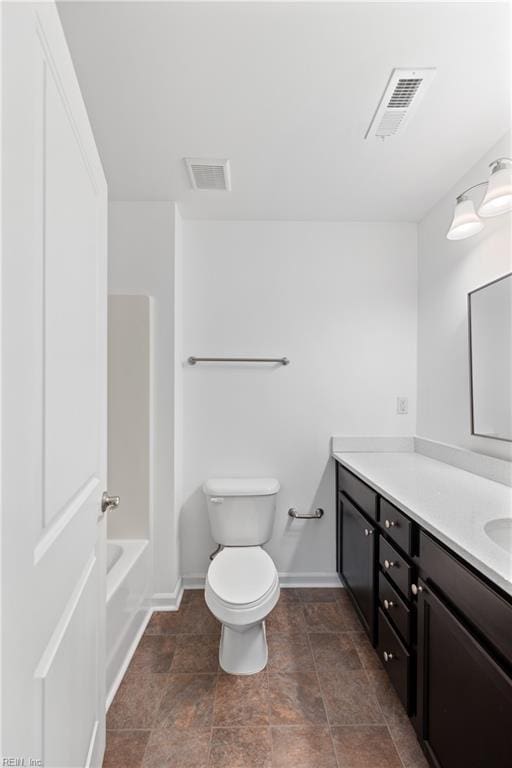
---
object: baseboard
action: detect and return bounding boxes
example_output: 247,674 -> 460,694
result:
182,574 -> 207,590
182,572 -> 342,589
151,577 -> 184,610
106,608 -> 152,711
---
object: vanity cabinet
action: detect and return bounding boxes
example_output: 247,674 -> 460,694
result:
335,457 -> 512,768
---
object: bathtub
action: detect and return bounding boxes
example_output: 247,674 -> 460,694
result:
106,539 -> 150,707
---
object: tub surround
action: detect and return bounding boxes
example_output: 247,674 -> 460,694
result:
332,439 -> 512,596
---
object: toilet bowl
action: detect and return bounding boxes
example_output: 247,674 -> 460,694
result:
205,546 -> 280,674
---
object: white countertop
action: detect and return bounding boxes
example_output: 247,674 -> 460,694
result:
333,450 -> 512,597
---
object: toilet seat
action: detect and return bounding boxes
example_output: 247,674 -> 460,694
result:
208,547 -> 277,605
205,547 -> 279,627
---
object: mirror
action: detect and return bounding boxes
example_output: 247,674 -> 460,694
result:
468,273 -> 512,442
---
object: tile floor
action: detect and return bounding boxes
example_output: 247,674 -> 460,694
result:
104,588 -> 429,768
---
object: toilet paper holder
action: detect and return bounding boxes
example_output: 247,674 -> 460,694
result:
288,507 -> 324,520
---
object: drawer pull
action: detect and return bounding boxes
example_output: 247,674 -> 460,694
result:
383,651 -> 394,663
364,528 -> 374,537
383,599 -> 394,610
384,559 -> 396,569
384,519 -> 397,529
411,583 -> 423,596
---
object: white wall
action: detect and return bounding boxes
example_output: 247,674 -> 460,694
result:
181,221 -> 418,581
109,201 -> 182,598
417,133 -> 512,461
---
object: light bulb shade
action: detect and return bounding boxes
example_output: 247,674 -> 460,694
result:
478,163 -> 512,218
446,197 -> 484,240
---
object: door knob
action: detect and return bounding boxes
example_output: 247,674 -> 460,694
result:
383,651 -> 394,663
384,519 -> 397,529
383,599 -> 394,610
384,559 -> 395,569
364,528 -> 374,537
411,583 -> 423,596
101,492 -> 120,515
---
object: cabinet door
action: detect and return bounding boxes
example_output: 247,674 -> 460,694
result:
341,494 -> 376,642
417,580 -> 512,768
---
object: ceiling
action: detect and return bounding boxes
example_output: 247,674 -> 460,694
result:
58,1 -> 511,221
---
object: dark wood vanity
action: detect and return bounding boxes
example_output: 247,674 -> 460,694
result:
336,460 -> 512,768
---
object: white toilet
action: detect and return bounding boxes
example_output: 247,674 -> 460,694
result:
203,477 -> 280,675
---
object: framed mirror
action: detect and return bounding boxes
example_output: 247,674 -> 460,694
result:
468,273 -> 512,442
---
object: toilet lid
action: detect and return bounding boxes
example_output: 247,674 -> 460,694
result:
207,547 -> 277,606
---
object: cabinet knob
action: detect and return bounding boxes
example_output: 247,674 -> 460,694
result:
411,583 -> 423,596
383,651 -> 394,663
383,599 -> 394,610
384,559 -> 395,569
364,528 -> 374,537
384,519 -> 397,529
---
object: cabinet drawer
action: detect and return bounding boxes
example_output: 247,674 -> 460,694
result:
419,531 -> 512,665
380,537 -> 413,600
379,498 -> 414,556
379,571 -> 411,646
378,608 -> 411,713
338,465 -> 377,521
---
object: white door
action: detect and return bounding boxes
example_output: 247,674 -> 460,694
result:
1,3 -> 108,767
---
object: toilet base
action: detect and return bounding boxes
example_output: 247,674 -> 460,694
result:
219,620 -> 268,675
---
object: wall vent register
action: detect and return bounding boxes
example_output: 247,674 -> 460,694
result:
365,67 -> 436,140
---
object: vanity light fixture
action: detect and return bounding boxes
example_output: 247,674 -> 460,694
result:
446,157 -> 512,240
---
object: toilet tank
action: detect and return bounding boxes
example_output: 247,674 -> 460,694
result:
203,478 -> 280,546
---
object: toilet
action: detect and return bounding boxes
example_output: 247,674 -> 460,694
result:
203,477 -> 280,675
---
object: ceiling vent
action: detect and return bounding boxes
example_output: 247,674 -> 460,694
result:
185,158 -> 231,191
365,68 -> 436,140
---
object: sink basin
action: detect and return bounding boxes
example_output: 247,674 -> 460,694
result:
484,518 -> 512,553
